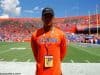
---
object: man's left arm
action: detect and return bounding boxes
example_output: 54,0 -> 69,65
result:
60,33 -> 67,61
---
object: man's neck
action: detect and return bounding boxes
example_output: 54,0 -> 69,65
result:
43,25 -> 53,32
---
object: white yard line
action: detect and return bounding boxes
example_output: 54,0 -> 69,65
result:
70,59 -> 74,63
0,47 -> 27,55
0,47 -> 31,62
85,60 -> 90,63
26,59 -> 31,62
10,47 -> 26,50
12,59 -> 17,62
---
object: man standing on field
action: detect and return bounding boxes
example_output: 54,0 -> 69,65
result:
31,7 -> 67,75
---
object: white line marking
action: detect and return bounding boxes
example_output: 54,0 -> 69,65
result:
85,60 -> 90,63
0,47 -> 27,55
26,59 -> 31,62
70,59 -> 74,63
12,59 -> 17,62
10,47 -> 26,50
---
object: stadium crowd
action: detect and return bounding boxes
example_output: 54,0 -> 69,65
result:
0,14 -> 100,44
0,19 -> 37,42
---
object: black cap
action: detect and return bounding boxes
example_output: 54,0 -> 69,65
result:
42,7 -> 54,17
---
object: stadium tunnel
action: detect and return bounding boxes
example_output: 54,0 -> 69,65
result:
76,27 -> 100,34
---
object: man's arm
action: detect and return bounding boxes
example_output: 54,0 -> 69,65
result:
31,35 -> 38,62
60,33 -> 67,61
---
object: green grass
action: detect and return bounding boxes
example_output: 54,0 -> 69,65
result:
0,42 -> 100,63
0,42 -> 34,62
63,43 -> 100,63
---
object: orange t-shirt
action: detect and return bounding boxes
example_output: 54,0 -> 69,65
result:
31,27 -> 67,75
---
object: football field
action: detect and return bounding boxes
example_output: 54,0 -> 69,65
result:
0,42 -> 100,63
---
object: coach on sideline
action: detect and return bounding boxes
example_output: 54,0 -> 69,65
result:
31,7 -> 67,75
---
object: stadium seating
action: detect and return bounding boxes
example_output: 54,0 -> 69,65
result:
0,14 -> 100,42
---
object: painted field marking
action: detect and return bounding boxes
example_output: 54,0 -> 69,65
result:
85,60 -> 90,63
10,47 -> 26,50
70,59 -> 74,63
26,59 -> 31,62
12,59 -> 17,62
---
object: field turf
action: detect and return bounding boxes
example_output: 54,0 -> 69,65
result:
0,42 -> 100,63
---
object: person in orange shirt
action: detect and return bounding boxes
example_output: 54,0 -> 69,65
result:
31,7 -> 67,75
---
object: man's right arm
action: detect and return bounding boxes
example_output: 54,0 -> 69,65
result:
31,35 -> 38,62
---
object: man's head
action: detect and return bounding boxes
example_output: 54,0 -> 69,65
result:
42,7 -> 54,27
